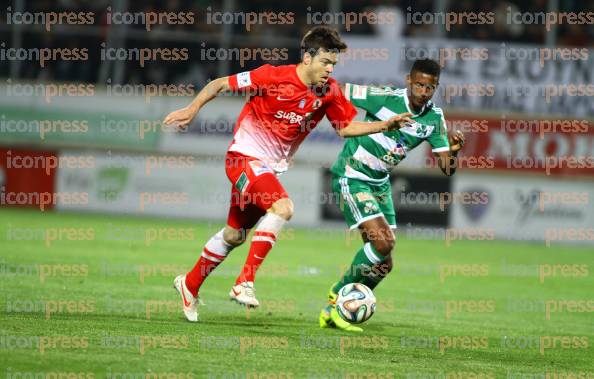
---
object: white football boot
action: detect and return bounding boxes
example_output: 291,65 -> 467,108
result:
173,275 -> 199,322
229,281 -> 260,308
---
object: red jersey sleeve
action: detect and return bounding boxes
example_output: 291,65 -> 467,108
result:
228,64 -> 275,91
325,83 -> 358,130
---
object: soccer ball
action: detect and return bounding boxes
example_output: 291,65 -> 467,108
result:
335,283 -> 376,324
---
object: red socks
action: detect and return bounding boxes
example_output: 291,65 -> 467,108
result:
236,213 -> 286,284
185,229 -> 233,296
185,212 -> 287,295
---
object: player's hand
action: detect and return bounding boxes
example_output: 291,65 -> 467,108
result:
385,112 -> 413,131
449,130 -> 465,153
163,106 -> 198,130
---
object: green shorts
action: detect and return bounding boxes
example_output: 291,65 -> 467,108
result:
332,175 -> 396,230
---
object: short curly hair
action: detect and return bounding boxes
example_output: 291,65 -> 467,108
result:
411,58 -> 441,77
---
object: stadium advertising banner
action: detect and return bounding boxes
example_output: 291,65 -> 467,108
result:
0,84 -> 161,151
441,113 -> 594,176
338,37 -> 594,118
54,151 -> 320,226
53,150 -> 232,220
450,173 -> 594,245
0,148 -> 58,210
440,114 -> 594,176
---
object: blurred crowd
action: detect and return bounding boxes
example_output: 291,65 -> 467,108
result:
0,0 -> 592,86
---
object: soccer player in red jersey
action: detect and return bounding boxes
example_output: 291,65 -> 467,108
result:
163,26 -> 412,322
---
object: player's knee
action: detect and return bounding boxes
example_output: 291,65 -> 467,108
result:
371,236 -> 395,257
223,226 -> 246,246
269,198 -> 294,221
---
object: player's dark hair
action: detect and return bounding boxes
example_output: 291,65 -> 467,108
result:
411,59 -> 441,77
300,26 -> 347,59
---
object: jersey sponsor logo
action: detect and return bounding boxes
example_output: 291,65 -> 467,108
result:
248,160 -> 273,176
381,143 -> 406,166
274,110 -> 304,124
237,71 -> 252,88
352,85 -> 367,100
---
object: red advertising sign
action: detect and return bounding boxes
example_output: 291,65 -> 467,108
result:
0,148 -> 57,210
441,114 -> 593,176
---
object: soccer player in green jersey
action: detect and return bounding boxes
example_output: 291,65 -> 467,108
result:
319,59 -> 465,332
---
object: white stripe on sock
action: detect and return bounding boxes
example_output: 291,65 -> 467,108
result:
364,242 -> 382,264
252,236 -> 276,244
201,251 -> 222,263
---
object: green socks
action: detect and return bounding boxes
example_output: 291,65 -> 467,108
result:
332,242 -> 386,293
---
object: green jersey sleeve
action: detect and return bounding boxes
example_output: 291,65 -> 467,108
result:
426,108 -> 450,153
344,83 -> 391,115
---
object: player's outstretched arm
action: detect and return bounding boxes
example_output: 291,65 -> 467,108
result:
434,130 -> 465,176
337,112 -> 413,137
163,76 -> 231,129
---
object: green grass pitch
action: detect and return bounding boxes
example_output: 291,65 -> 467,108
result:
1,208 -> 592,377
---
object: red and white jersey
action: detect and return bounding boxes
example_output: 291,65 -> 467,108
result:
227,64 -> 357,173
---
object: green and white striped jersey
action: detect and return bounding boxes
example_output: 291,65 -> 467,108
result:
331,84 -> 450,183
